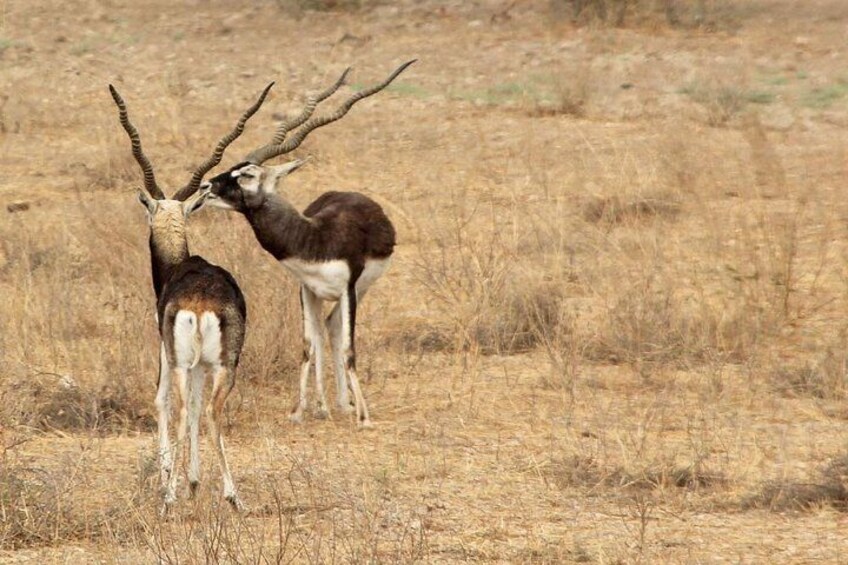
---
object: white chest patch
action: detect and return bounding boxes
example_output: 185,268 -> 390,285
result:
280,258 -> 351,301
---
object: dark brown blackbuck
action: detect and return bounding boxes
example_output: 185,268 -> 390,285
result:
109,82 -> 272,510
197,61 -> 415,429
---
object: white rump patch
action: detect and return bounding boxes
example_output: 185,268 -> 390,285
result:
173,310 -> 222,368
199,312 -> 222,365
173,311 -> 199,368
281,258 -> 351,301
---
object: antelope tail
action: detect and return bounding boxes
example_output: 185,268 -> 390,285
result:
190,317 -> 203,369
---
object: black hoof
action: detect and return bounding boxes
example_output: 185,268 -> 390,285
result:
225,495 -> 244,511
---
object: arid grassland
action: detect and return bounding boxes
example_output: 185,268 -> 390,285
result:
2,0 -> 848,562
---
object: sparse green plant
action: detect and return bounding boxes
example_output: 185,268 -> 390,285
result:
802,79 -> 848,109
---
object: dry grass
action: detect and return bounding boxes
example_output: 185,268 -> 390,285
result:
3,0 -> 848,562
554,0 -> 752,30
744,453 -> 848,512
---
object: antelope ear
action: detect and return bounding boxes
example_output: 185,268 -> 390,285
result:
137,189 -> 158,216
263,158 -> 308,192
274,158 -> 308,177
182,188 -> 211,217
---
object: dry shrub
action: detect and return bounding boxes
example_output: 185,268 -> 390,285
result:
550,456 -> 726,493
744,454 -> 848,512
413,233 -> 566,355
0,459 -> 78,549
683,81 -> 748,127
582,191 -> 681,225
556,0 -> 748,31
473,279 -> 565,355
528,64 -> 592,118
770,350 -> 848,401
586,277 -> 766,369
275,0 -> 377,12
2,372 -> 153,432
0,446 -> 125,549
379,318 -> 454,354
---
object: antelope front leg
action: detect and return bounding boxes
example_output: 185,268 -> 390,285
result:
291,287 -> 312,423
305,290 -> 329,419
291,287 -> 329,422
340,283 -> 372,429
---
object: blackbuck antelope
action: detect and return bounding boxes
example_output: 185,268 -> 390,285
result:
109,83 -> 272,509
200,61 -> 415,428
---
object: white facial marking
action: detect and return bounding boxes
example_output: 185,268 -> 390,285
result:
238,173 -> 261,194
281,259 -> 351,301
207,196 -> 235,211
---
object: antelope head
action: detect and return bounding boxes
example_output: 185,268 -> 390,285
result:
109,82 -> 274,249
202,60 -> 416,212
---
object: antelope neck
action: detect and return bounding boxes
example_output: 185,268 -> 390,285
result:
149,230 -> 190,300
243,194 -> 317,262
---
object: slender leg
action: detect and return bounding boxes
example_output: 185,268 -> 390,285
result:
155,342 -> 173,494
340,283 -> 372,428
165,367 -> 189,505
326,304 -> 352,412
291,286 -> 312,423
187,366 -> 205,496
306,291 -> 329,419
291,286 -> 328,422
207,365 -> 241,509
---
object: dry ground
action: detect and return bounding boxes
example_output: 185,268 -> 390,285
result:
2,0 -> 848,562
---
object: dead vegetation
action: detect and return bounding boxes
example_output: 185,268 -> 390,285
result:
554,0 -> 751,31
581,191 -> 682,225
3,0 -> 848,561
744,454 -> 848,512
550,455 -> 728,493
